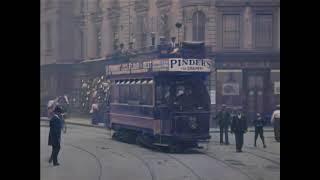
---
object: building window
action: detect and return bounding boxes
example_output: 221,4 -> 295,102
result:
151,36 -> 155,46
255,14 -> 273,48
113,32 -> 119,50
137,16 -> 147,49
192,11 -> 206,41
46,22 -> 52,50
222,14 -> 240,48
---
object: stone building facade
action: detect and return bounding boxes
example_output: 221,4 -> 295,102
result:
41,0 -> 280,123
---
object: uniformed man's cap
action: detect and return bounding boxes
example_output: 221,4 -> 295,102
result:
53,105 -> 63,113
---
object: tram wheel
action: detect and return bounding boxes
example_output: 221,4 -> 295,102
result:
112,131 -> 118,140
136,135 -> 142,146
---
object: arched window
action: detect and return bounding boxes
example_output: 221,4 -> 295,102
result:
192,11 -> 206,41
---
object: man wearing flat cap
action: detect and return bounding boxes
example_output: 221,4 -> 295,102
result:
48,106 -> 63,166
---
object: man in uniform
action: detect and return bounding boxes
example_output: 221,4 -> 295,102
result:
48,106 -> 63,166
217,105 -> 231,145
231,108 -> 248,152
271,105 -> 280,142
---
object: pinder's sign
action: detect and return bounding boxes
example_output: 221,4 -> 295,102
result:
106,58 -> 212,75
169,59 -> 211,72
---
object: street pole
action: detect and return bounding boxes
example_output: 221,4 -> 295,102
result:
175,22 -> 182,47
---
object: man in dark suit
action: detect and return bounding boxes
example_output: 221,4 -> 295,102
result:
48,106 -> 63,166
231,108 -> 248,152
216,105 -> 231,145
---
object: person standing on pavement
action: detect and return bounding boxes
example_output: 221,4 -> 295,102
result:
231,108 -> 248,152
253,113 -> 266,148
90,102 -> 99,125
48,106 -> 63,166
271,105 -> 280,142
47,97 -> 58,119
217,104 -> 231,145
56,96 -> 67,133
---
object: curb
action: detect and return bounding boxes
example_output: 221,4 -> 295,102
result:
41,117 -> 274,132
209,130 -> 274,133
40,117 -> 107,129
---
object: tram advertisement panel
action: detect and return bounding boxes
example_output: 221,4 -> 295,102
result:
168,59 -> 211,72
106,58 -> 211,75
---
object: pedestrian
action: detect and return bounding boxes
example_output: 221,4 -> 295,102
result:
231,108 -> 248,152
216,104 -> 231,145
48,106 -> 63,166
47,98 -> 57,119
90,102 -> 99,125
271,105 -> 280,142
253,113 -> 266,148
56,96 -> 67,133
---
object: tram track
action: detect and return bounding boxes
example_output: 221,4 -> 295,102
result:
99,130 -> 278,180
243,150 -> 280,166
210,140 -> 280,158
124,150 -> 157,180
166,154 -> 203,180
64,143 -> 103,180
43,125 -> 279,180
200,152 -> 256,180
208,141 -> 280,167
101,138 -> 204,180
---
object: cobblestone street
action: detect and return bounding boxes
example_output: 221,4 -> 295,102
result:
41,123 -> 279,180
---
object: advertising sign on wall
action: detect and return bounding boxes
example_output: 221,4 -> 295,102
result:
210,90 -> 216,104
222,83 -> 240,95
274,81 -> 280,94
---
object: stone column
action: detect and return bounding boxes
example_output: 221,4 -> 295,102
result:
243,6 -> 252,49
87,18 -> 98,59
101,15 -> 113,56
277,7 -> 280,49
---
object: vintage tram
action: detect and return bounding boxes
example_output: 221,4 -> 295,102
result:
106,41 -> 212,152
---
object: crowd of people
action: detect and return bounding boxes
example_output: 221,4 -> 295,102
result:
80,76 -> 111,125
215,104 -> 280,152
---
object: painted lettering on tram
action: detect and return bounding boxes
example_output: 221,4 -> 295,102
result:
169,58 -> 211,72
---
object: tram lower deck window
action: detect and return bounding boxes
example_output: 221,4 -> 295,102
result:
112,79 -> 153,105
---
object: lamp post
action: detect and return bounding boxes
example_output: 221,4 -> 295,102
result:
175,22 -> 182,47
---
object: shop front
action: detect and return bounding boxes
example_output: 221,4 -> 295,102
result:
215,51 -> 280,124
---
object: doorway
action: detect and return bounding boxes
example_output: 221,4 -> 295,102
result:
244,69 -> 269,123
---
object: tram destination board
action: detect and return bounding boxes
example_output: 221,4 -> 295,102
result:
106,58 -> 212,75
